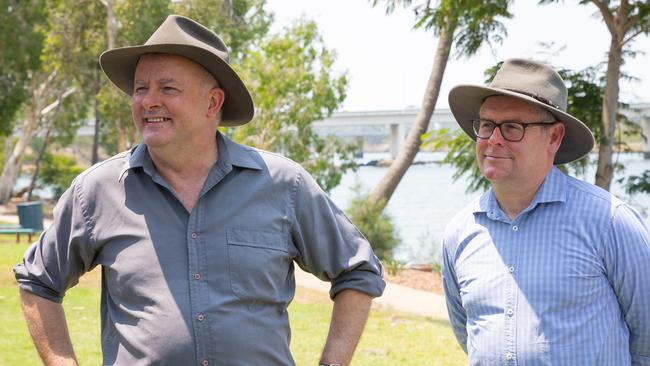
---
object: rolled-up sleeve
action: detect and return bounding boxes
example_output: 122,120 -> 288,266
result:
604,204 -> 650,365
289,168 -> 384,299
14,179 -> 96,303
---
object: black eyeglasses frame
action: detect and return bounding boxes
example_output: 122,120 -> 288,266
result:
471,119 -> 558,142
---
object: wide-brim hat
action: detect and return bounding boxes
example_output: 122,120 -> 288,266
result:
99,15 -> 254,126
448,58 -> 594,164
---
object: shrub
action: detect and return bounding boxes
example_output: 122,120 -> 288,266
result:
40,153 -> 84,199
345,183 -> 400,260
384,258 -> 406,275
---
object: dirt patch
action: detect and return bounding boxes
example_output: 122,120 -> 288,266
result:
384,267 -> 443,294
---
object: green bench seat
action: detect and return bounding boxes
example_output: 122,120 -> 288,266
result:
0,227 -> 36,242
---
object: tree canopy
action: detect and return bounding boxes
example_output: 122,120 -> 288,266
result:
0,0 -> 355,201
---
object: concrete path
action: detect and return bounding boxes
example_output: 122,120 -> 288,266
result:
294,267 -> 449,320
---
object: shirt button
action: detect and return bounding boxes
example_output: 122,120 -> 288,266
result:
202,360 -> 209,366
508,266 -> 515,273
194,273 -> 201,280
506,308 -> 514,316
197,313 -> 205,321
506,352 -> 513,360
191,232 -> 198,239
512,225 -> 518,231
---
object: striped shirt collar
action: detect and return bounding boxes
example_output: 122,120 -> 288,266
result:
473,166 -> 568,220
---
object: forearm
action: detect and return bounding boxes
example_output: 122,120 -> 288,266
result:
320,289 -> 373,366
20,289 -> 78,366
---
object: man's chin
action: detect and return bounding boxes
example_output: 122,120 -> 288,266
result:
481,166 -> 511,183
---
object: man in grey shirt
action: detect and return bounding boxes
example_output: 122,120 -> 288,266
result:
14,15 -> 384,366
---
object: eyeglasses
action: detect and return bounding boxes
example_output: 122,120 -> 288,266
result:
471,119 -> 557,142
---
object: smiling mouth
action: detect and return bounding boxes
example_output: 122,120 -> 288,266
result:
143,117 -> 171,124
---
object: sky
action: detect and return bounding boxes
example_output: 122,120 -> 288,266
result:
265,0 -> 650,112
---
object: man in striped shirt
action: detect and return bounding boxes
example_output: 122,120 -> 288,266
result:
443,58 -> 650,365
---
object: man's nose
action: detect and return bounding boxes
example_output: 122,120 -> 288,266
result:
141,90 -> 162,110
488,126 -> 506,145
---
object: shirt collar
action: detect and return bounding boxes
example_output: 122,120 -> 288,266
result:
473,166 -> 567,216
118,131 -> 263,181
216,132 -> 263,171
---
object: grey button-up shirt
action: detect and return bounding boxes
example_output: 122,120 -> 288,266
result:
15,133 -> 385,366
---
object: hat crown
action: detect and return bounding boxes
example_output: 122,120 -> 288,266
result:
489,58 -> 567,112
146,15 -> 230,64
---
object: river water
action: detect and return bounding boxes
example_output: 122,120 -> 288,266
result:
329,152 -> 650,265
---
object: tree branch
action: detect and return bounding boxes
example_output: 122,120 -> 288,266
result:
590,0 -> 617,34
623,12 -> 639,33
40,87 -> 76,116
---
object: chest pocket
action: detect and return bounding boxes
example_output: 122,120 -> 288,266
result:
226,228 -> 292,303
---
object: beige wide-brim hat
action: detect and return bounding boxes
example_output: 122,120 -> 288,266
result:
99,15 -> 254,126
448,58 -> 595,164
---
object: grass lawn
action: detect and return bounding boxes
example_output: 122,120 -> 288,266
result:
1,240 -> 466,365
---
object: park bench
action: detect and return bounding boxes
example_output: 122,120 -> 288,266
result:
0,201 -> 44,243
0,226 -> 37,242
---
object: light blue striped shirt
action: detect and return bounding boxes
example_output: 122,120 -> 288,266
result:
442,167 -> 650,365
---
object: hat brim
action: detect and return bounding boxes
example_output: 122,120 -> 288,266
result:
448,85 -> 595,164
100,44 -> 254,126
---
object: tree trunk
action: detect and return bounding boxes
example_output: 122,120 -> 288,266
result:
594,35 -> 622,190
93,0 -> 117,162
101,0 -> 116,50
91,88 -> 101,164
0,108 -> 38,203
368,21 -> 455,209
0,74 -> 73,203
27,125 -> 53,201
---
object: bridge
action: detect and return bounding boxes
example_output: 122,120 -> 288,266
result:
314,103 -> 650,158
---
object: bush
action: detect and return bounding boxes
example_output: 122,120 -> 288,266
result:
345,184 -> 400,260
40,153 -> 84,199
384,258 -> 406,275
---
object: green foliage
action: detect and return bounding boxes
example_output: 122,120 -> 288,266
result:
384,258 -> 406,275
98,85 -> 135,155
346,183 -> 400,260
231,20 -> 357,192
371,0 -> 513,57
39,153 -> 84,199
0,0 -> 48,135
114,1 -> 171,46
620,170 -> 650,195
170,0 -> 272,57
431,262 -> 442,274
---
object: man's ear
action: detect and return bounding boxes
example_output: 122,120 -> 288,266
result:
548,122 -> 565,155
207,87 -> 225,118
